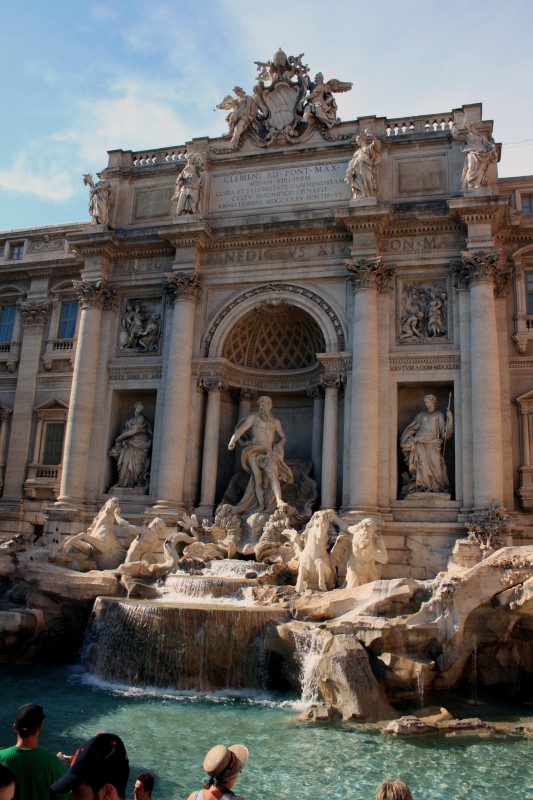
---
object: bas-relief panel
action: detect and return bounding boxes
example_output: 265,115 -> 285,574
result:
392,155 -> 448,198
395,272 -> 453,346
208,162 -> 350,214
115,294 -> 164,357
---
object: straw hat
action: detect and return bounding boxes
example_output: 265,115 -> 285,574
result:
203,744 -> 249,779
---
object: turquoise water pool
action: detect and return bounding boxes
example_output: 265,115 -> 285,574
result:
0,665 -> 531,800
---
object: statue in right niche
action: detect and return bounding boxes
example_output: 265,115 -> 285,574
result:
400,393 -> 453,496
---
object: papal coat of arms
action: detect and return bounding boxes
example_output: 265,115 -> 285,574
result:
215,48 -> 352,148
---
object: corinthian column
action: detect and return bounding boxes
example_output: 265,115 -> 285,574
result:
320,375 -> 342,509
197,379 -> 225,517
153,272 -> 200,514
452,251 -> 507,506
3,302 -> 49,500
346,258 -> 394,512
56,281 -> 116,508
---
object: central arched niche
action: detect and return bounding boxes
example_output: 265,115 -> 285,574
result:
215,301 -> 335,507
222,302 -> 326,370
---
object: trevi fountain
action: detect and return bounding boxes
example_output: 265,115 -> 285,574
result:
0,49 -> 532,799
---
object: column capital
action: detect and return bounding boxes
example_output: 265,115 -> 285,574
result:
346,257 -> 395,293
73,279 -> 117,309
200,378 -> 226,393
320,374 -> 345,390
163,271 -> 201,304
20,301 -> 49,327
451,250 -> 511,296
307,386 -> 324,399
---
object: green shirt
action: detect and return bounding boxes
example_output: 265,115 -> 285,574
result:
0,745 -> 68,800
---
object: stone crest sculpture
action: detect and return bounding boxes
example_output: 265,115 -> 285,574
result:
83,173 -> 112,226
228,395 -> 293,514
451,122 -> 499,190
400,394 -> 453,496
172,153 -> 204,216
345,130 -> 382,199
109,402 -> 152,491
216,48 -> 351,147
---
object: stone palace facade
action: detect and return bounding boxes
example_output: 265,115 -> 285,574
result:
1,51 -> 532,578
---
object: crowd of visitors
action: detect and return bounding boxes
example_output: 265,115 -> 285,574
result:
0,703 -> 416,799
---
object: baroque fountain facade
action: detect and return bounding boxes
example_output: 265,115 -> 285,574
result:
0,49 -> 532,721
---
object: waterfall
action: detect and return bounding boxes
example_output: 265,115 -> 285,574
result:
290,626 -> 328,705
83,598 -> 289,692
158,574 -> 255,604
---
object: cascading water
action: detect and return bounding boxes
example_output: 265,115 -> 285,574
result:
289,625 -> 328,705
158,574 -> 255,604
83,598 -> 290,692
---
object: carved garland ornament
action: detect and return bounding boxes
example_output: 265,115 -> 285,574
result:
73,280 -> 117,310
345,258 -> 395,293
203,283 -> 345,357
20,302 -> 49,326
163,272 -> 201,304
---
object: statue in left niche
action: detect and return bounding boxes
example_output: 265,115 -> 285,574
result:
172,153 -> 204,217
109,401 -> 153,491
82,173 -> 112,226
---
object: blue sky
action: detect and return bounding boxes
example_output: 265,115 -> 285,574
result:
1,0 -> 532,231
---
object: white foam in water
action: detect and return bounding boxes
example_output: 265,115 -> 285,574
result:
204,559 -> 267,577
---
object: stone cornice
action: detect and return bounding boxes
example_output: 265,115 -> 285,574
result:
333,204 -> 393,236
163,271 -> 201,303
204,227 -> 348,253
447,195 -> 509,231
346,257 -> 395,293
157,220 -> 212,251
67,230 -> 120,261
107,364 -> 163,382
389,353 -> 460,371
191,357 -> 327,393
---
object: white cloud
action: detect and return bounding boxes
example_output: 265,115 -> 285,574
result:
0,153 -> 75,202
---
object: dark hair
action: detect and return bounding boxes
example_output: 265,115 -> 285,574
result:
136,772 -> 154,794
0,763 -> 16,789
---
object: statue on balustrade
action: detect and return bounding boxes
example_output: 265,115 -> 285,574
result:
228,395 -> 293,514
400,394 -> 453,496
172,153 -> 203,217
345,130 -> 382,199
109,401 -> 152,490
82,173 -> 112,226
451,122 -> 499,190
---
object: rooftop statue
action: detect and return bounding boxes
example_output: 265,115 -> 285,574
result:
216,48 -> 352,147
302,72 -> 352,129
451,122 -> 499,190
82,173 -> 112,226
400,393 -> 453,496
228,395 -> 293,514
345,130 -> 382,199
172,153 -> 204,217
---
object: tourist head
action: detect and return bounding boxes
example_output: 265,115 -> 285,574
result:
376,780 -> 414,800
423,393 -> 436,411
133,772 -> 154,800
50,732 -> 129,800
14,703 -> 45,737
0,763 -> 16,800
203,744 -> 249,791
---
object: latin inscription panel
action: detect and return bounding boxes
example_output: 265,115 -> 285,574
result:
209,162 -> 350,214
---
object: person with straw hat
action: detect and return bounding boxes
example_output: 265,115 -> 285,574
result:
187,744 -> 249,800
